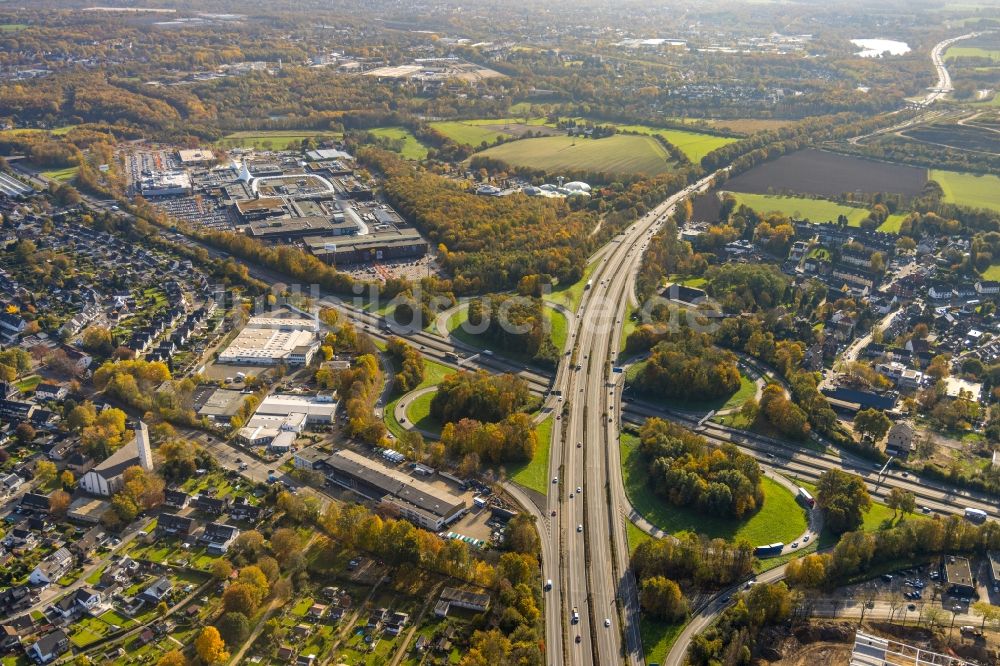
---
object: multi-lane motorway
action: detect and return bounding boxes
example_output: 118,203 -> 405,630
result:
543,172 -> 722,666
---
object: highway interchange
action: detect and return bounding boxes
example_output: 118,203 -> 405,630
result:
11,31 -> 1000,664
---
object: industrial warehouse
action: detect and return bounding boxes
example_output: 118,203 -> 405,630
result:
216,314 -> 320,366
296,447 -> 468,531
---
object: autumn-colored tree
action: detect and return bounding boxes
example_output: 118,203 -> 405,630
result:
35,459 -> 56,483
155,650 -> 187,666
211,559 -> 233,581
195,626 -> 228,665
222,582 -> 260,616
49,490 -> 71,517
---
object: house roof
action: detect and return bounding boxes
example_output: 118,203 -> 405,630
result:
31,629 -> 67,656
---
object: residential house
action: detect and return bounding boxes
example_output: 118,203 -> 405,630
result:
29,547 -> 73,586
18,493 -> 49,513
200,522 -> 239,554
385,611 -> 409,636
70,527 -> 106,559
191,495 -> 229,516
33,384 -> 67,402
157,513 -> 195,538
435,587 -> 491,617
163,490 -> 190,510
0,473 -> 23,492
72,588 -> 102,614
229,498 -> 262,523
976,281 -> 1000,296
141,577 -> 172,604
26,629 -> 68,664
367,607 -> 388,631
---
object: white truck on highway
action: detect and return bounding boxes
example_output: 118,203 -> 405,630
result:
964,507 -> 987,523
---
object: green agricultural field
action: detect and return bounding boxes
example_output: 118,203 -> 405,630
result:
0,24 -> 27,32
946,46 -> 1000,61
369,126 -> 429,160
216,130 -> 340,150
508,416 -> 553,494
42,166 -> 79,182
620,433 -> 808,545
931,169 -> 1000,212
431,120 -> 512,146
877,213 -> 908,233
475,134 -> 675,177
726,192 -> 873,226
616,124 -> 739,163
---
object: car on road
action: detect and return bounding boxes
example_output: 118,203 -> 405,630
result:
802,535 -> 809,543
552,477 -> 558,484
604,618 -> 611,627
571,607 -> 579,624
790,542 -> 798,549
551,510 -> 557,516
921,506 -> 932,513
577,524 -> 583,533
575,635 -> 581,643
576,486 -> 582,494
577,441 -> 582,448
907,603 -> 917,611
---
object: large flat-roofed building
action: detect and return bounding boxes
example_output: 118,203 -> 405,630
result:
235,197 -> 287,223
140,170 -> 192,197
177,149 -> 216,166
248,217 -> 343,243
944,555 -> 976,598
217,315 -> 319,366
254,393 -> 337,424
194,387 -> 246,422
324,449 -> 466,530
307,228 -> 428,265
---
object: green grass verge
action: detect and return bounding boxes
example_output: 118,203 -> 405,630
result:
626,519 -> 653,553
508,416 -> 553,494
474,134 -> 677,177
42,166 -> 79,182
931,169 -> 1000,213
639,617 -> 685,666
369,126 -> 429,160
216,130 -> 341,150
0,24 -> 28,32
544,260 -> 598,312
384,357 -> 455,439
615,124 -> 739,163
430,121 -> 511,146
620,433 -> 808,546
726,192 -> 873,226
405,390 -> 441,436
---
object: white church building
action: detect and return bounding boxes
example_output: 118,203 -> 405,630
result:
80,420 -> 154,497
